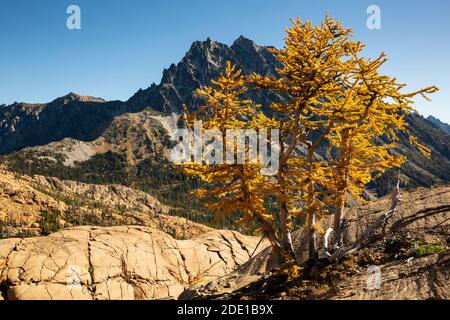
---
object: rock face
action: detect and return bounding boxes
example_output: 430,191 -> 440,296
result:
325,254 -> 449,300
0,93 -> 131,155
6,108 -> 172,167
427,115 -> 450,135
318,186 -> 450,299
0,226 -> 268,300
181,186 -> 450,300
127,36 -> 284,113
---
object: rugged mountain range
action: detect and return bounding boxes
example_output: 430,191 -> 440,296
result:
0,37 -> 282,154
0,36 -> 449,198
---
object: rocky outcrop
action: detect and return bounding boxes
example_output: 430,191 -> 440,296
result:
0,170 -> 67,237
0,169 -> 211,239
28,174 -> 167,214
427,115 -> 450,135
0,226 -> 268,300
1,185 -> 448,300
324,253 -> 449,300
181,186 -> 450,300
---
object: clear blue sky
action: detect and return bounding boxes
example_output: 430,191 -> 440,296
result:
1,0 -> 449,122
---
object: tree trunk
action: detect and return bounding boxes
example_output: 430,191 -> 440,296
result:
333,129 -> 350,250
254,215 -> 281,248
306,211 -> 318,260
253,214 -> 289,263
305,144 -> 319,260
277,157 -> 295,261
280,201 -> 296,259
332,197 -> 345,250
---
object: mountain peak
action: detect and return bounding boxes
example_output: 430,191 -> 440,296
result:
232,35 -> 256,47
65,92 -> 81,99
127,36 -> 282,113
51,92 -> 105,105
189,37 -> 226,54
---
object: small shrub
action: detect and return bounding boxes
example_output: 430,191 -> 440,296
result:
282,264 -> 303,282
38,210 -> 61,236
413,243 -> 446,257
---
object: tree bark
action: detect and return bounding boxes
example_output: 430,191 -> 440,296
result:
306,211 -> 318,260
332,197 -> 345,250
253,214 -> 286,261
280,201 -> 295,259
332,129 -> 350,250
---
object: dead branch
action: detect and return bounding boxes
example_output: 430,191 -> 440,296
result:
329,175 -> 402,261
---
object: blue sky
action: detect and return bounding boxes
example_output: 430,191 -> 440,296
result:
0,0 -> 449,122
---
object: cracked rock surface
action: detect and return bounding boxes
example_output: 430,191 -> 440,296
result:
0,226 -> 268,300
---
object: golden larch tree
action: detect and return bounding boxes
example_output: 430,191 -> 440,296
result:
178,16 -> 438,265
